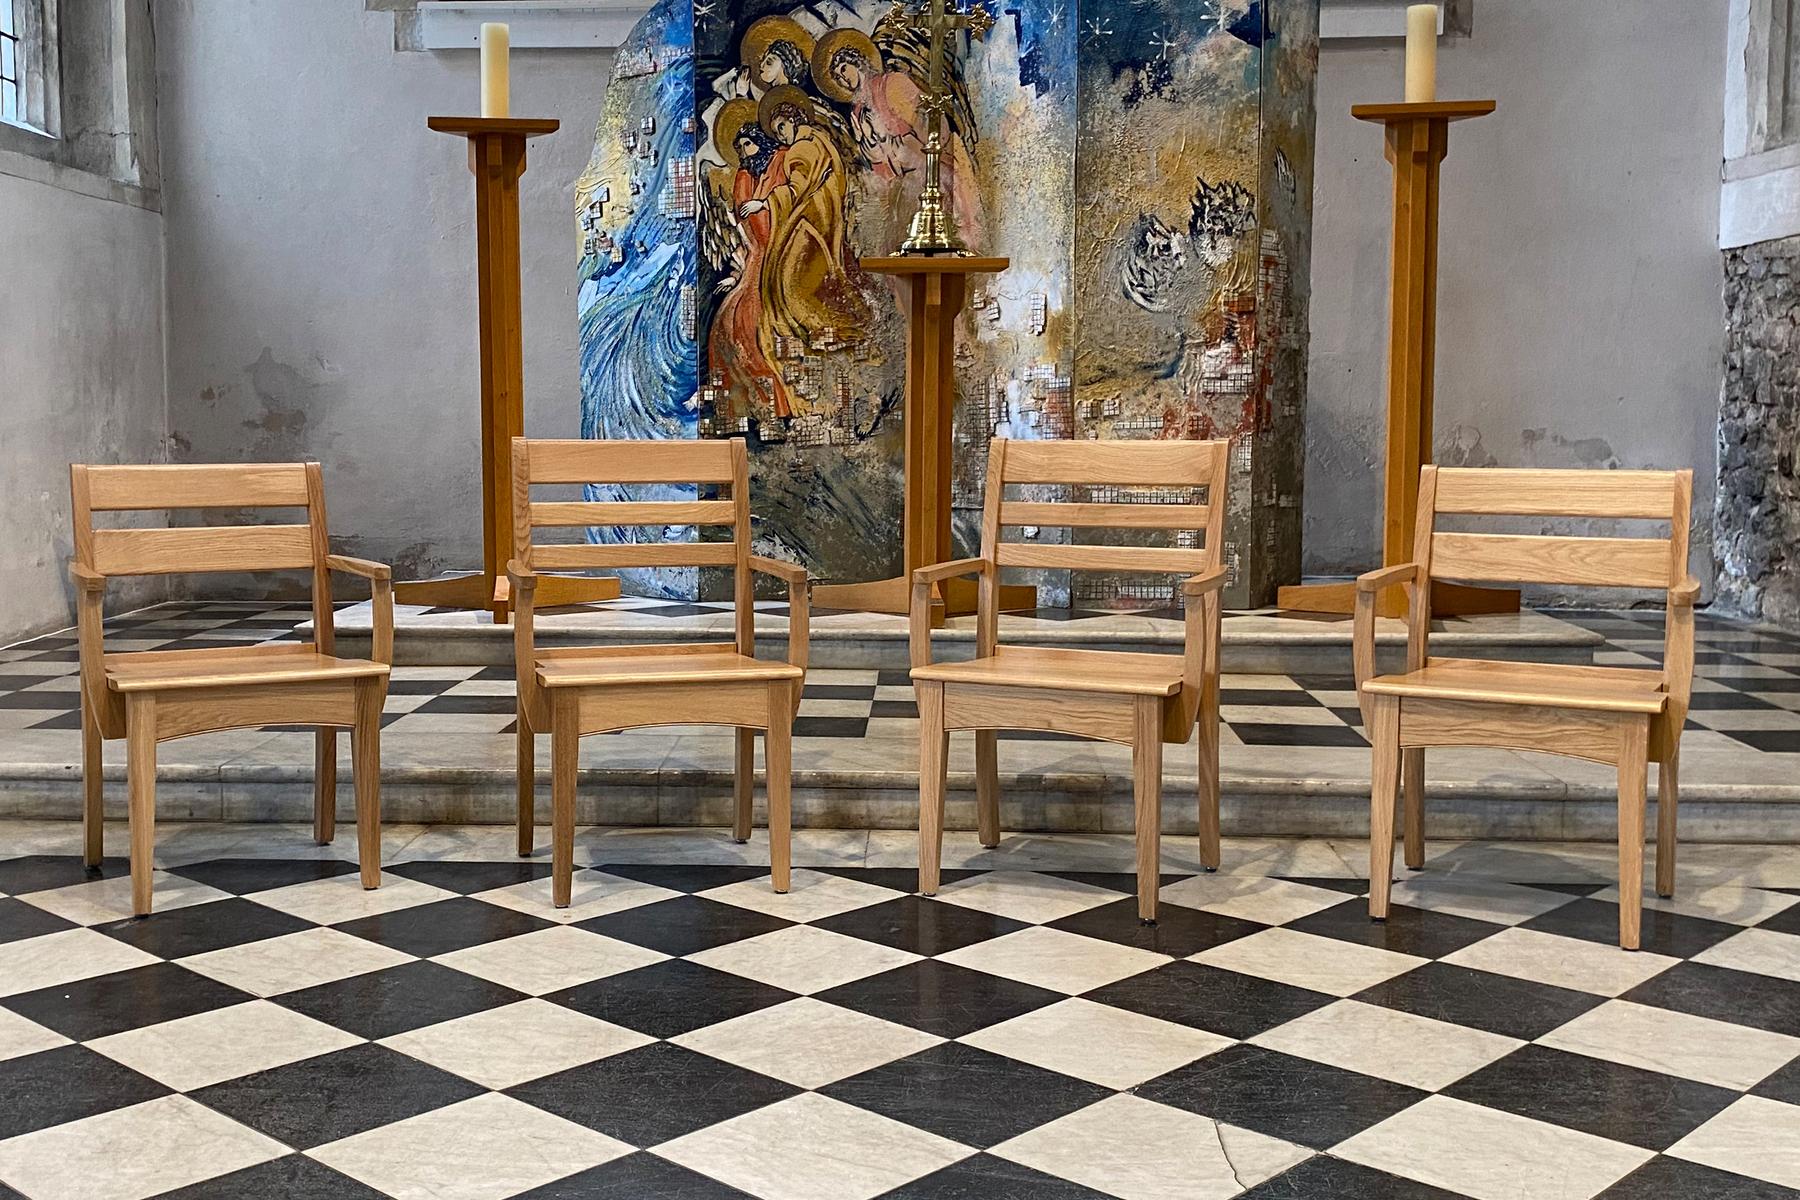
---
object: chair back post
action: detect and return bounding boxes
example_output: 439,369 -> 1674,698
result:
974,439 -> 1008,659
68,465 -> 109,724
731,440 -> 754,660
510,437 -> 541,721
304,463 -> 335,655
1408,465 -> 1440,671
1663,468 -> 1696,721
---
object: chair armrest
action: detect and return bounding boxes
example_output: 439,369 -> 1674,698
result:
909,559 -> 989,670
1180,569 -> 1228,600
1356,562 -> 1419,594
69,562 -> 107,593
750,555 -> 808,586
750,557 -> 809,675
506,559 -> 539,595
1671,576 -> 1701,607
325,555 -> 391,582
912,557 -> 988,587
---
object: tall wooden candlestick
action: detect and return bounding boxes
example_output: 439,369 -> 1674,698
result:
394,117 -> 621,622
1280,99 -> 1516,619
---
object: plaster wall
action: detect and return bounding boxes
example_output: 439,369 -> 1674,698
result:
1304,0 -> 1727,592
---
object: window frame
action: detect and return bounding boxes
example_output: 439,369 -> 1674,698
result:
0,0 -> 59,140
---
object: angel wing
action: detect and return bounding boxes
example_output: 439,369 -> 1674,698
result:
871,4 -> 980,150
699,162 -> 748,284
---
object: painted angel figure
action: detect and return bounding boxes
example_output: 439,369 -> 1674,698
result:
702,98 -> 794,417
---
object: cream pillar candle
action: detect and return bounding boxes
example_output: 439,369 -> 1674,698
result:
1404,3 -> 1437,102
480,22 -> 510,118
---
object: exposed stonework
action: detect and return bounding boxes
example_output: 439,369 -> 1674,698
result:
1717,235 -> 1800,628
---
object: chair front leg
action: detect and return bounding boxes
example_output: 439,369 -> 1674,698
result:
734,728 -> 755,844
766,696 -> 792,895
974,731 -> 1000,849
81,691 -> 103,867
352,681 -> 382,890
125,694 -> 157,917
1656,742 -> 1680,899
917,682 -> 947,896
1367,695 -> 1400,922
314,729 -> 337,845
1133,697 -> 1163,924
1617,716 -> 1650,951
516,704 -> 535,858
551,691 -> 579,909
1402,748 -> 1426,870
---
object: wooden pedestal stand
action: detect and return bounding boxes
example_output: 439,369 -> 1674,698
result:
394,116 -> 620,622
813,255 -> 1034,624
1278,100 -> 1517,619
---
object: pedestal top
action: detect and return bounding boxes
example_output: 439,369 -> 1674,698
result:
1351,100 -> 1496,124
428,116 -> 561,138
861,255 -> 1010,275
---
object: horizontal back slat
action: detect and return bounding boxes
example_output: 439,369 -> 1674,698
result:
1000,501 -> 1209,530
524,439 -> 738,484
84,464 -> 312,511
1001,440 -> 1223,486
1433,468 -> 1679,518
92,525 -> 316,576
1431,532 -> 1672,589
534,541 -> 739,570
532,501 -> 737,527
995,543 -> 1210,574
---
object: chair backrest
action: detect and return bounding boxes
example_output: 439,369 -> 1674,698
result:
511,437 -> 753,645
981,438 -> 1230,646
70,462 -> 336,646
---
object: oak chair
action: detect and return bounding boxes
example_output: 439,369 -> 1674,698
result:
1355,465 -> 1697,950
911,437 -> 1230,923
70,462 -> 394,916
509,437 -> 808,906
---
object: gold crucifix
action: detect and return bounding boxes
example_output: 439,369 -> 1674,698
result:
893,0 -> 992,254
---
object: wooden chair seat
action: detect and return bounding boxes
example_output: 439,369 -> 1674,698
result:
104,647 -> 389,693
911,646 -> 1184,698
534,650 -> 803,689
1362,658 -> 1668,714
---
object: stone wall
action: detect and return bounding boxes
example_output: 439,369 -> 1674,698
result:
1717,235 -> 1800,628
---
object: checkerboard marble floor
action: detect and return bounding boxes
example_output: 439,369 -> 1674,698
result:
1,825 -> 1799,1199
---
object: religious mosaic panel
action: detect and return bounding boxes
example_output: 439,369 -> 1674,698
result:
576,0 -> 1315,605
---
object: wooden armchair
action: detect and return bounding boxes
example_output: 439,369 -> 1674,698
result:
911,438 -> 1230,924
509,438 -> 808,906
1355,466 -> 1696,950
70,463 -> 393,915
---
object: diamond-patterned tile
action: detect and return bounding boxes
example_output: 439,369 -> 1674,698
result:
672,995 -> 944,1089
957,996 -> 1230,1090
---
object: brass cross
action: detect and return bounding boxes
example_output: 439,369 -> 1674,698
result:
890,0 -> 991,253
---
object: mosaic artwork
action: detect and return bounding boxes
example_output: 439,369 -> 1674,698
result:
575,0 -> 1316,604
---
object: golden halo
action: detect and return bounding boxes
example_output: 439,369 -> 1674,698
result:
712,98 -> 762,169
811,28 -> 881,102
740,16 -> 815,80
758,84 -> 815,136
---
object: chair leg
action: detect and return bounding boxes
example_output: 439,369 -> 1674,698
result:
1402,747 -> 1425,870
125,695 -> 156,917
81,691 -> 103,867
1617,717 -> 1649,951
1656,745 -> 1680,899
352,682 -> 382,891
314,729 -> 337,845
1367,695 -> 1400,922
1133,698 -> 1163,924
516,705 -> 535,858
917,682 -> 947,896
766,702 -> 792,895
734,728 -> 755,844
551,693 -> 578,910
975,730 -> 1000,849
1196,692 -> 1221,873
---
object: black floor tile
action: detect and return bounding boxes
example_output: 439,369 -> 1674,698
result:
1760,902 -> 1800,936
28,710 -> 84,730
94,897 -> 313,959
0,1045 -> 169,1140
1288,900 -> 1509,959
578,895 -> 794,957
1230,722 -> 1368,747
1138,1043 -> 1427,1150
876,669 -> 912,687
165,857 -> 362,895
1352,960 -> 1605,1041
0,854 -> 128,895
192,1043 -> 484,1149
0,896 -> 77,944
812,866 -> 982,893
1239,1155 -> 1465,1199
385,678 -> 461,695
3,962 -> 252,1041
1521,898 -> 1741,958
815,895 -> 1028,957
1048,896 -> 1262,957
384,859 -> 554,893
1753,1055 -> 1800,1105
545,959 -> 794,1039
1274,876 -> 1373,895
274,960 -> 527,1040
793,716 -> 868,738
596,863 -> 772,892
869,699 -> 919,718
152,1154 -> 391,1199
1722,730 -> 1800,753
1686,691 -> 1776,710
816,959 -> 1062,1040
1221,688 -> 1324,707
1084,960 -> 1332,1040
512,1154 -> 758,1199
416,694 -> 516,715
509,1042 -> 797,1147
825,1042 -> 1108,1149
1624,962 -> 1800,1037
878,1154 -> 1115,1198
803,684 -> 877,699
1596,1155 -> 1800,1199
1444,1044 -> 1737,1151
333,896 -> 555,957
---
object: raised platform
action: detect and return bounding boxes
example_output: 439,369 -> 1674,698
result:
318,593 -> 1603,674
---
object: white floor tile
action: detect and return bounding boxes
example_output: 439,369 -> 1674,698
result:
1158,874 -> 1350,925
0,1006 -> 71,1062
23,873 -> 231,927
249,872 -> 456,925
471,871 -> 680,924
177,926 -> 415,997
1442,927 -> 1680,997
1250,999 -> 1523,1091
1693,927 -> 1800,984
687,925 -> 919,994
937,926 -> 1165,995
432,925 -> 668,995
960,998 -> 1230,1089
1670,1096 -> 1800,1190
88,1000 -> 360,1092
700,869 -> 902,923
931,871 -> 1122,924
1193,927 -> 1427,997
1537,999 -> 1800,1091
673,997 -> 943,1089
0,928 -> 159,998
379,999 -> 652,1090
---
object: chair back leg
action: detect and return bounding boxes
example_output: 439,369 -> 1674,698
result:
125,694 -> 158,917
314,729 -> 337,845
974,731 -> 1000,849
733,728 -> 755,844
917,682 -> 948,896
1617,716 -> 1650,950
1133,697 -> 1163,924
1655,746 -> 1680,899
1196,705 -> 1221,873
1402,748 -> 1426,870
516,706 -> 536,858
550,693 -> 579,909
352,680 -> 383,890
81,695 -> 104,867
765,697 -> 792,894
1367,695 -> 1401,921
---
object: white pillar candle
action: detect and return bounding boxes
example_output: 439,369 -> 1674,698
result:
1404,3 -> 1437,103
480,22 -> 510,118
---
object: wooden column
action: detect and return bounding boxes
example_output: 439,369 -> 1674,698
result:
813,255 -> 1033,621
1279,100 -> 1516,619
394,116 -> 620,622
